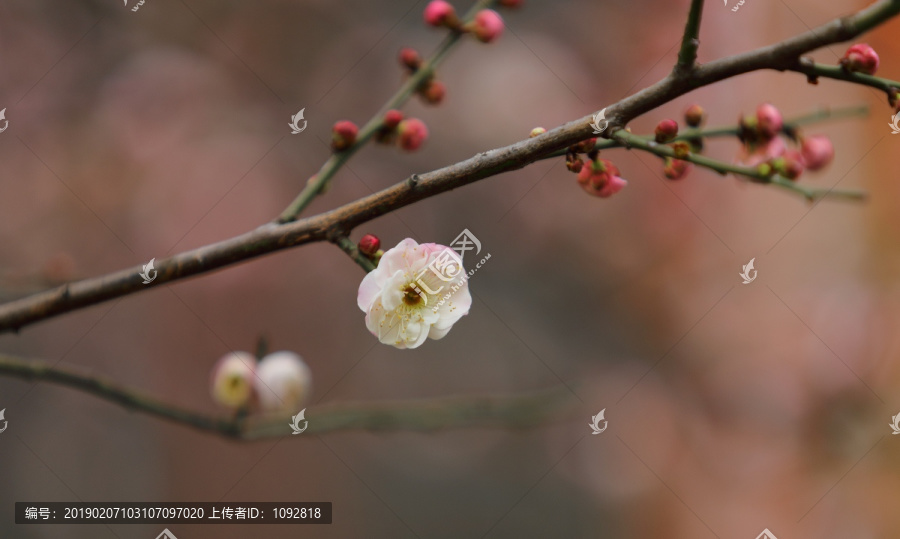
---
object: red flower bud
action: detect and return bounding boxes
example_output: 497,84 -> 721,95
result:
471,9 -> 504,43
756,103 -> 783,139
576,158 -> 627,198
398,118 -> 429,151
331,120 -> 358,151
663,158 -> 691,180
399,48 -> 422,71
800,135 -> 834,171
654,119 -> 679,143
684,104 -> 706,127
383,109 -> 404,130
420,80 -> 446,105
498,0 -> 523,7
841,43 -> 879,75
358,234 -> 381,257
423,0 -> 458,28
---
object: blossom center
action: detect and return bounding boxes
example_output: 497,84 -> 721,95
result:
402,284 -> 424,306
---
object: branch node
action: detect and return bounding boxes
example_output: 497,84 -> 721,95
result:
407,174 -> 420,188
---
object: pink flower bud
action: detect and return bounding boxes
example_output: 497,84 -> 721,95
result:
332,120 -> 358,151
398,118 -> 429,151
771,149 -> 805,180
358,234 -> 381,257
577,158 -> 627,198
841,43 -> 879,75
800,135 -> 834,171
420,80 -> 446,105
654,119 -> 679,143
399,48 -> 422,71
684,104 -> 706,127
424,0 -> 458,28
663,158 -> 691,180
471,9 -> 504,43
210,352 -> 257,409
383,109 -> 404,130
755,103 -> 783,139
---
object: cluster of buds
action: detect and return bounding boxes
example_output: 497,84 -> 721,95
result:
374,110 -> 430,151
840,43 -> 879,76
210,350 -> 312,413
653,109 -> 705,180
398,48 -> 447,106
562,134 -> 626,198
422,0 -> 516,44
736,103 -> 834,181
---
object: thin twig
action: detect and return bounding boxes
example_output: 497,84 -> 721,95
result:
789,57 -> 900,97
0,353 -> 575,439
675,0 -> 705,75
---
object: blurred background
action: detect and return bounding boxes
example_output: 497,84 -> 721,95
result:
2,0 -> 900,537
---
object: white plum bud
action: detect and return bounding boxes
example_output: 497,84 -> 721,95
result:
210,351 -> 257,409
254,351 -> 312,412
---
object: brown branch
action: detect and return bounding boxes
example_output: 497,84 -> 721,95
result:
0,353 -> 575,438
1,0 -> 899,333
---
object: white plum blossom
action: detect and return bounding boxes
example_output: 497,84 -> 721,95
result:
254,351 -> 312,412
209,351 -> 257,409
357,238 -> 472,349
